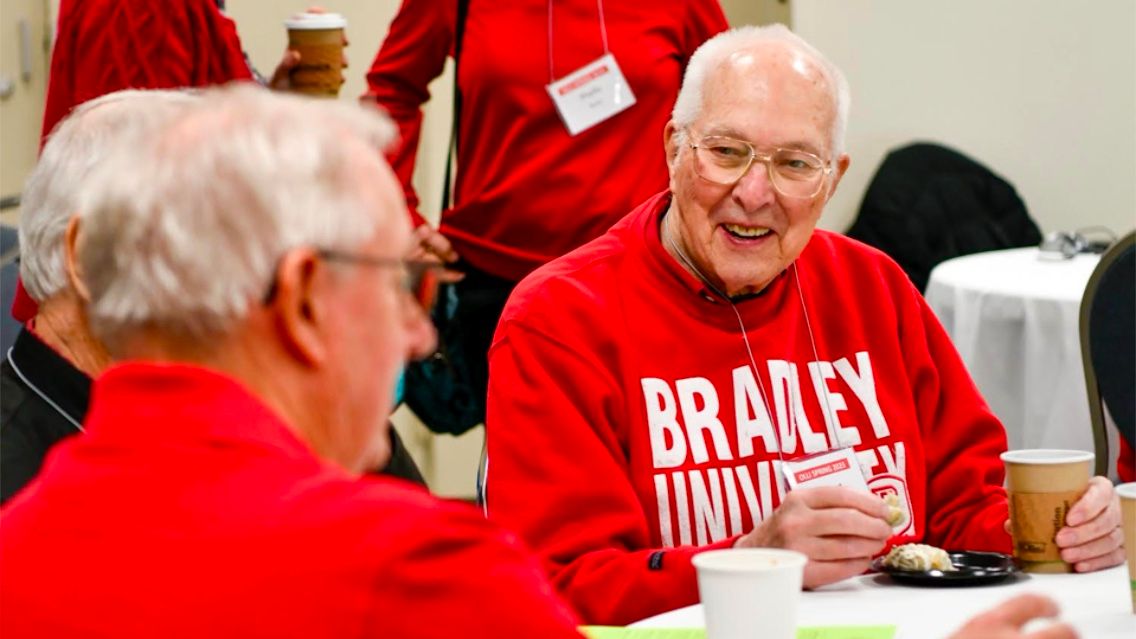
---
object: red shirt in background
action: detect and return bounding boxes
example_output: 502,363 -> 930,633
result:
42,0 -> 252,140
364,0 -> 727,282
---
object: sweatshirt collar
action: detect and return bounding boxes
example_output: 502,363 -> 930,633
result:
85,362 -> 316,461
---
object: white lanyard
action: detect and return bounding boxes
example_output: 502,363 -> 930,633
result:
6,346 -> 85,432
661,215 -> 845,460
547,0 -> 610,83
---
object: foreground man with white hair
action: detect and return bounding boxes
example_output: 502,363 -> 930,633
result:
1,89 -> 425,503
0,85 -> 581,637
1,90 -> 195,503
485,24 -> 1122,625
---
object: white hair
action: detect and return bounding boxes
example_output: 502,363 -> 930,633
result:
672,24 -> 851,157
77,84 -> 397,344
18,89 -> 198,302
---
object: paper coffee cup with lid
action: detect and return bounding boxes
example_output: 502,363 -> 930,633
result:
284,12 -> 347,97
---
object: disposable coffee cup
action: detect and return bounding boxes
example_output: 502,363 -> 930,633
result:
284,12 -> 347,97
1001,449 -> 1093,573
1117,482 -> 1136,613
692,548 -> 807,639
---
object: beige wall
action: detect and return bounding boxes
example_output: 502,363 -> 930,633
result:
792,0 -> 1136,236
0,0 -> 50,224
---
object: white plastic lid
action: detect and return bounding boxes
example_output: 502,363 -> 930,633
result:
284,12 -> 347,30
999,449 -> 1095,465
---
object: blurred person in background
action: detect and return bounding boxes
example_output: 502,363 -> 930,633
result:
363,0 -> 729,433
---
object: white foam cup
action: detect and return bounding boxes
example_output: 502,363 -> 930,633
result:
692,548 -> 808,639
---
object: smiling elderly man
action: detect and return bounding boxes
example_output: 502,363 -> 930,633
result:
484,24 -> 1123,625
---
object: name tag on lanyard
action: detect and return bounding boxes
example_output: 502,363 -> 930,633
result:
546,53 -> 636,136
782,446 -> 870,492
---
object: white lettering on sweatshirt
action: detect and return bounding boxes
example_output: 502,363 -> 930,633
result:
653,444 -> 906,546
643,351 -> 905,547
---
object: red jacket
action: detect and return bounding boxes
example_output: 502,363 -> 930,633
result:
0,364 -> 583,638
15,0 -> 255,325
42,0 -> 253,139
364,0 -> 727,281
486,192 -> 1012,625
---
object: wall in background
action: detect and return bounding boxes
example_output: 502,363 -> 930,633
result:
0,0 -> 50,224
792,0 -> 1136,237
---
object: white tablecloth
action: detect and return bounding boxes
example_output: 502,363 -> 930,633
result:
632,566 -> 1135,638
923,248 -> 1101,453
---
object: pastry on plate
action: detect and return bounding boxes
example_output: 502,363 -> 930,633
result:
881,543 -> 956,572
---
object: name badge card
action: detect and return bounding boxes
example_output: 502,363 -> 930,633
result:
782,447 -> 870,493
546,53 -> 636,136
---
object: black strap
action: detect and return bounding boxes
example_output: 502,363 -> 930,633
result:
441,0 -> 469,212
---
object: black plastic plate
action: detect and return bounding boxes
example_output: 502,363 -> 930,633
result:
871,551 -> 1021,587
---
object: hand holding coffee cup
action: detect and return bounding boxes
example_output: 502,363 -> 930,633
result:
279,10 -> 348,96
1001,450 -> 1123,573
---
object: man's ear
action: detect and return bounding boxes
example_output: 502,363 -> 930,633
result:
268,248 -> 328,367
63,216 -> 91,302
825,153 -> 851,202
663,121 -> 681,169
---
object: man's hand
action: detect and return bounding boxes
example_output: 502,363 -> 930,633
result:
947,594 -> 1076,639
734,486 -> 892,589
410,224 -> 464,284
1056,476 -> 1123,572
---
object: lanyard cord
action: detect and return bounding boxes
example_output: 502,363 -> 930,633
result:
661,213 -> 843,458
547,0 -> 611,83
5,346 -> 85,432
661,215 -> 783,465
791,261 -> 843,449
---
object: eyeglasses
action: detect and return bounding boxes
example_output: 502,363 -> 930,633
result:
687,131 -> 834,198
318,249 -> 442,312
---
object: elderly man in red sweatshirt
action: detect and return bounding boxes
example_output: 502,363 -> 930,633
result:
484,24 -> 1123,626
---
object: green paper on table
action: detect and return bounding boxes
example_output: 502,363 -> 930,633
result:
580,626 -> 895,639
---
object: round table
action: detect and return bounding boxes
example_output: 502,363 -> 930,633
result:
631,565 -> 1135,638
923,248 -> 1100,454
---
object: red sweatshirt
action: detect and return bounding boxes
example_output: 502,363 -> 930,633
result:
0,364 -> 583,638
363,0 -> 727,281
486,192 -> 1012,625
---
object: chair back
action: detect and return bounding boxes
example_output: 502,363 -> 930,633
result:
847,142 -> 1043,292
1080,231 -> 1135,476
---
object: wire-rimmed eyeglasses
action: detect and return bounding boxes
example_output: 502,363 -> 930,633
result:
318,249 -> 443,312
686,130 -> 834,198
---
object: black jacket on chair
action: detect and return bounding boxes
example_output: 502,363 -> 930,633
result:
846,142 -> 1043,292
